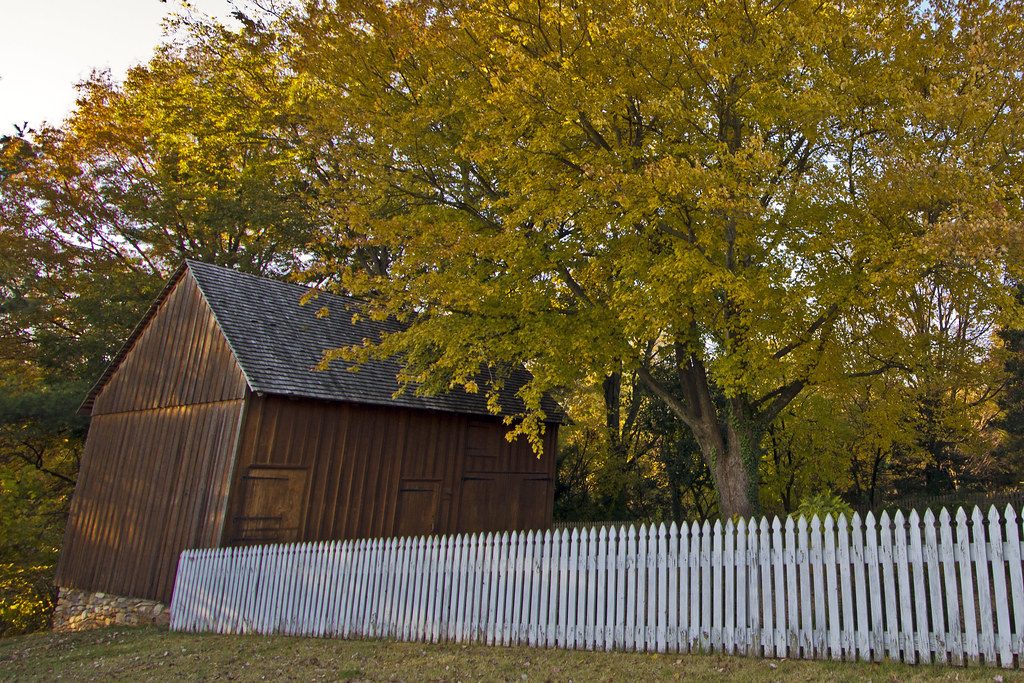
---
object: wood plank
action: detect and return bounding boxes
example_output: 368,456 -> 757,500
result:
986,506 -> 1012,667
906,510 -> 930,664
759,518 -> 774,658
849,513 -> 870,662
626,525 -> 638,652
892,511 -> 915,663
971,506 -> 996,664
835,514 -> 855,661
736,519 -> 748,656
771,517 -> 785,658
689,521 -> 701,652
667,522 -> 678,653
878,512 -> 900,661
597,527 -> 609,651
1002,505 -> 1024,660
619,526 -> 630,650
797,516 -> 813,658
938,509 -> 962,665
809,516 -> 826,658
723,520 -> 735,654
678,522 -> 690,653
586,528 -> 599,650
955,508 -> 979,663
700,520 -> 712,653
864,512 -> 885,661
823,515 -> 841,660
636,525 -> 648,651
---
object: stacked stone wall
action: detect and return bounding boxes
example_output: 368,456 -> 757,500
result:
52,587 -> 169,632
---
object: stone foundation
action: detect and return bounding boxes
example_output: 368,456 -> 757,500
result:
52,587 -> 170,632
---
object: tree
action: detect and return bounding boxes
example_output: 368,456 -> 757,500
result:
0,6 -> 327,631
295,0 -> 1024,516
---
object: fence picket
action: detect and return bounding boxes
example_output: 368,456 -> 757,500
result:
532,532 -> 548,651
636,525 -> 648,651
667,522 -> 678,653
677,522 -> 690,653
577,528 -> 590,649
835,515 -> 854,661
955,508 -> 979,663
986,507 -> 1012,668
971,506 -> 996,665
893,511 -> 915,663
617,526 -> 629,650
938,510 -> 962,665
723,519 -> 736,655
457,533 -> 471,643
625,526 -> 637,651
494,532 -> 509,646
906,511 -> 930,664
771,518 -> 786,658
657,524 -> 668,653
712,520 -> 723,652
700,520 -> 712,652
586,527 -> 599,650
735,519 -> 748,656
568,529 -> 579,649
688,521 -> 700,652
1003,506 -> 1024,659
797,516 -> 813,658
783,517 -> 798,657
545,529 -> 559,648
878,512 -> 900,661
758,518 -> 774,658
810,516 -> 826,659
847,511 -> 872,663
417,536 -> 433,642
823,515 -> 841,660
849,513 -> 870,662
922,510 -> 945,663
597,527 -> 609,651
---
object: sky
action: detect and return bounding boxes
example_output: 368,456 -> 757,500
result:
0,0 -> 238,134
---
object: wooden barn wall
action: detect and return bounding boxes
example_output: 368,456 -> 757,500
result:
55,402 -> 244,602
225,396 -> 557,546
56,273 -> 250,603
91,272 -> 248,416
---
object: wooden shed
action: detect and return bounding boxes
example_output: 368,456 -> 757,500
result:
55,261 -> 561,604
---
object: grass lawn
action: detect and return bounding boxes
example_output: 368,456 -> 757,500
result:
0,627 -> 1019,682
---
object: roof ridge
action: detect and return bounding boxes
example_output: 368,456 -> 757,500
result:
183,259 -> 367,308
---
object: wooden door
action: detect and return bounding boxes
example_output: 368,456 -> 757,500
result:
457,475 -> 508,532
394,480 -> 441,537
456,473 -> 553,533
232,465 -> 308,544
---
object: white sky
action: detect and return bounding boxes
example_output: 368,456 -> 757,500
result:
0,0 -> 238,134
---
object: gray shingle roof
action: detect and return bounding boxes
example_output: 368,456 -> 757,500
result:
85,260 -> 564,422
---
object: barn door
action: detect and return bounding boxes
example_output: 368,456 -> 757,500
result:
232,465 -> 308,544
456,474 -> 553,533
394,480 -> 440,537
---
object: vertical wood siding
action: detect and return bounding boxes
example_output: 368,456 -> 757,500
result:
225,396 -> 557,546
90,273 -> 247,415
56,273 -> 248,602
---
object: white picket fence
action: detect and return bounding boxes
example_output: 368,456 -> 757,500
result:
169,505 -> 1024,668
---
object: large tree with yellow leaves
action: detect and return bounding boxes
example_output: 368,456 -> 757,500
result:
295,0 -> 1024,516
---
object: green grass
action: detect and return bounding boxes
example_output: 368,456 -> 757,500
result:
0,627 -> 1019,681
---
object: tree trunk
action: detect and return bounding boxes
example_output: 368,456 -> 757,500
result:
690,408 -> 762,519
636,355 -> 780,520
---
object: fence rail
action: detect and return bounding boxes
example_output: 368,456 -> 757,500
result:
169,505 -> 1024,668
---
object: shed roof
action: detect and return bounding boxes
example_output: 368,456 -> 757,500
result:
82,260 -> 564,422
